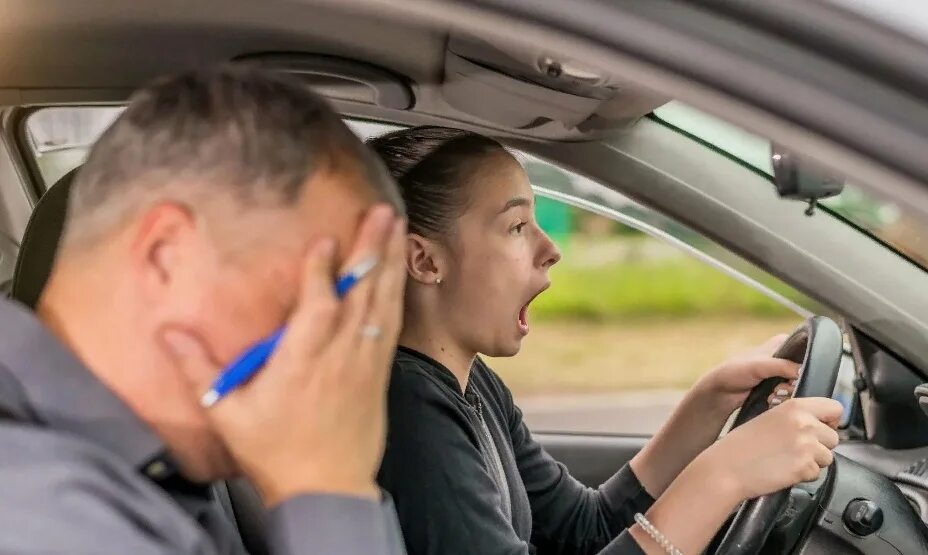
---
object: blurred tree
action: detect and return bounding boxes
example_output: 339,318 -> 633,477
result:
823,187 -> 894,232
525,160 -> 574,250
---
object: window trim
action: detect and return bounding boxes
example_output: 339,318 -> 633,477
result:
3,106 -> 46,204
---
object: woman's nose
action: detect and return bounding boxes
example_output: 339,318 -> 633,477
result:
538,231 -> 562,269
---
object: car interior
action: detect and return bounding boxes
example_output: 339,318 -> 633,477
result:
4,1 -> 928,553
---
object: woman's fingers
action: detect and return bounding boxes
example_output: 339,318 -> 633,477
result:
815,422 -> 841,450
752,358 -> 801,382
812,442 -> 835,469
768,381 -> 795,407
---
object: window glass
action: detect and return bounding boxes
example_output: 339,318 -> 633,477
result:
653,102 -> 928,267
25,107 -> 123,187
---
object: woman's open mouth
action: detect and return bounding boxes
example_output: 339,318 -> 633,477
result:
518,305 -> 530,335
517,282 -> 550,336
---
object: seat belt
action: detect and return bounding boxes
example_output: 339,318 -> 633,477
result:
224,478 -> 270,555
212,479 -> 272,555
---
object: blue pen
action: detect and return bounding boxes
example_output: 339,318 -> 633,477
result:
200,256 -> 379,408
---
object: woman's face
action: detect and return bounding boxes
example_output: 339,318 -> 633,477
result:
438,152 -> 561,358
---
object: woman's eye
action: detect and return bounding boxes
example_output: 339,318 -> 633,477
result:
510,222 -> 527,235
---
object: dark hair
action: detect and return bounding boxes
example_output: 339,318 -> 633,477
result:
66,65 -> 400,244
366,126 -> 508,238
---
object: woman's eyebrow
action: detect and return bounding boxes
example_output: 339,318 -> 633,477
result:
498,196 -> 533,214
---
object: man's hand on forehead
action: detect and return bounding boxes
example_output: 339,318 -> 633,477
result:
164,202 -> 406,503
263,202 -> 394,318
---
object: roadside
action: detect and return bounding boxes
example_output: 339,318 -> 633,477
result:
517,390 -> 686,435
488,315 -> 802,393
487,315 -> 801,434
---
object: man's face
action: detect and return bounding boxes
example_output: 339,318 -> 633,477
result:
140,169 -> 380,479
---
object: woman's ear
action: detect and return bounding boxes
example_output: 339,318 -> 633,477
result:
406,233 -> 442,285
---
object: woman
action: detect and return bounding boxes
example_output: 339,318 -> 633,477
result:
370,127 -> 842,555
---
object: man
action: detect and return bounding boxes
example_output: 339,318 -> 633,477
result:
0,66 -> 408,553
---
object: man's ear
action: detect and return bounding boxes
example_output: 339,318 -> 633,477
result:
130,202 -> 200,299
406,233 -> 442,285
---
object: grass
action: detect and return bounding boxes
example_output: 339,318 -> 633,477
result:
531,239 -> 812,322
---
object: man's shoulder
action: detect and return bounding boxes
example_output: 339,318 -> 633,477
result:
0,422 -> 209,554
0,419 -> 156,489
0,297 -> 49,358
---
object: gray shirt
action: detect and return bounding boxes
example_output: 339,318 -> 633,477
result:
0,297 -> 406,555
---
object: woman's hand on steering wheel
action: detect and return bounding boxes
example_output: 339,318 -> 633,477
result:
693,334 -> 801,417
630,397 -> 843,555
698,397 -> 843,501
631,334 -> 804,501
631,317 -> 845,555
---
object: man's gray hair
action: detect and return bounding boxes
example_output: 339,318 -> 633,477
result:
62,65 -> 400,248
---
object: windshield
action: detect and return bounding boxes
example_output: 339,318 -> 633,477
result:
652,102 -> 928,268
824,0 -> 928,45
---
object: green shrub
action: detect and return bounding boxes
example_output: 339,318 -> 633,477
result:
532,256 -> 809,321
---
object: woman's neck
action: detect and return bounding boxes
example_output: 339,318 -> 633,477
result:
398,323 -> 476,394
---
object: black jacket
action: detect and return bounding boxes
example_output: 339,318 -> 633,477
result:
378,347 -> 652,555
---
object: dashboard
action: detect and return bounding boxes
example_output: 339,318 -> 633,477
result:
800,443 -> 928,554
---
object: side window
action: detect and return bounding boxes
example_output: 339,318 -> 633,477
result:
487,154 -> 821,435
25,107 -> 124,189
22,109 -> 395,190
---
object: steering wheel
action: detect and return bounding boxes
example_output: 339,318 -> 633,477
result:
713,316 -> 843,555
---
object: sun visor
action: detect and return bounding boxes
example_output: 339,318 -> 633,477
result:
443,34 -> 666,130
443,52 -> 601,128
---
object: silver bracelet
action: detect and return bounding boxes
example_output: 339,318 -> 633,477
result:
634,513 -> 683,555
